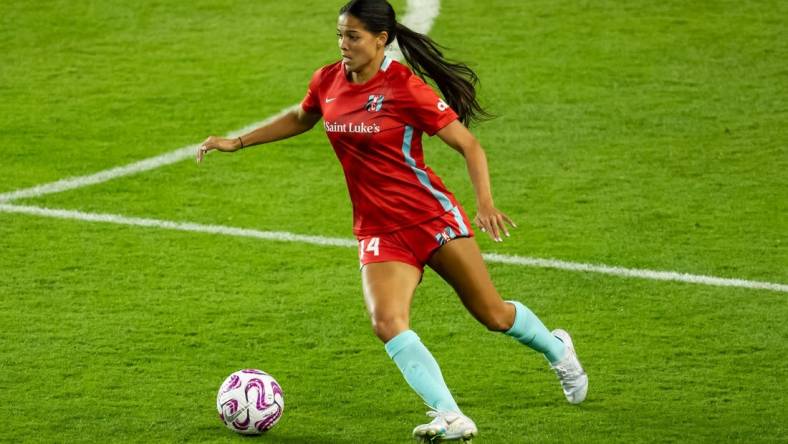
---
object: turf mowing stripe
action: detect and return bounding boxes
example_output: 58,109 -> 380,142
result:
2,203 -> 785,294
0,0 -> 441,204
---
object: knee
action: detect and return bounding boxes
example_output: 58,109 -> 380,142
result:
482,315 -> 513,332
479,303 -> 515,332
371,316 -> 408,343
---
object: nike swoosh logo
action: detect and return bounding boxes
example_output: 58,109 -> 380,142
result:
222,402 -> 249,423
225,409 -> 244,423
325,97 -> 337,103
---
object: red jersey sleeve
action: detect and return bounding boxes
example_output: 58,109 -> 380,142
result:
399,74 -> 458,136
300,68 -> 323,115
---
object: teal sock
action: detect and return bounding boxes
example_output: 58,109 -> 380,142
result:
504,300 -> 566,364
385,330 -> 461,413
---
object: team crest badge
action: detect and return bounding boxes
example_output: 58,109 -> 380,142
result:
434,227 -> 457,246
365,94 -> 385,112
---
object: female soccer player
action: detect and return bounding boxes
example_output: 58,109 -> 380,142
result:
198,0 -> 587,441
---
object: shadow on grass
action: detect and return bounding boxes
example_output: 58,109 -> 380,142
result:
251,436 -> 359,444
205,429 -> 362,444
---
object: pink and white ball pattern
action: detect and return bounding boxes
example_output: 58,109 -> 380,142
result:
216,369 -> 284,434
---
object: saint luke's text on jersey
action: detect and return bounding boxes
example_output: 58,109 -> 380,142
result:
324,121 -> 381,134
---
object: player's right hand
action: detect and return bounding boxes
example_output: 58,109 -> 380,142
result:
196,136 -> 240,163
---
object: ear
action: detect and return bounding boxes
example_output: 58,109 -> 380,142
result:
376,31 -> 389,48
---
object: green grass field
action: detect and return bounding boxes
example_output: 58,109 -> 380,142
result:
1,0 -> 786,442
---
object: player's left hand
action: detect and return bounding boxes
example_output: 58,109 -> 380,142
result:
474,206 -> 516,242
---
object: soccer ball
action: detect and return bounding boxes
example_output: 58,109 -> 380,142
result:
216,369 -> 284,434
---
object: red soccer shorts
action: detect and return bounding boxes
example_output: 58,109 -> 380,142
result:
357,206 -> 475,272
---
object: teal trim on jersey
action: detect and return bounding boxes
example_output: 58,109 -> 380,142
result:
375,96 -> 384,112
401,126 -> 470,235
504,300 -> 566,364
381,55 -> 393,71
401,125 -> 454,212
385,330 -> 461,413
450,206 -> 469,236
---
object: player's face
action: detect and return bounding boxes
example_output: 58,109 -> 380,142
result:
337,14 -> 386,73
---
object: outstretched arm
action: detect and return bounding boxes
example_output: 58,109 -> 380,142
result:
436,120 -> 515,242
196,105 -> 321,163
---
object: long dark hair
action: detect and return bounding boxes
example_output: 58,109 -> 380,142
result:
339,0 -> 492,127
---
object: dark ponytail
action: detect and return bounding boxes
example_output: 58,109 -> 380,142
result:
340,0 -> 491,127
394,23 -> 491,127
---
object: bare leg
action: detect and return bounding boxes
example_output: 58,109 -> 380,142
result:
361,261 -> 463,415
428,237 -> 566,364
361,261 -> 421,342
427,237 -> 515,332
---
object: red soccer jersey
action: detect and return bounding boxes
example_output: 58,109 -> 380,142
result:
301,56 -> 464,236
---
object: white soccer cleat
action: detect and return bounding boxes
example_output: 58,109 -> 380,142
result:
412,410 -> 478,442
550,329 -> 588,404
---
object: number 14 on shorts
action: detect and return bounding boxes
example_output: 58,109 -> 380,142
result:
359,237 -> 380,259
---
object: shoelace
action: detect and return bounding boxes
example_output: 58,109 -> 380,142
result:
426,410 -> 458,419
425,410 -> 459,426
417,411 -> 449,433
427,411 -> 453,423
554,362 -> 583,383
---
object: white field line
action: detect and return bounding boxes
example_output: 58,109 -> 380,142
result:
386,0 -> 441,61
483,254 -> 788,293
2,203 -> 786,294
0,0 -> 441,204
0,203 -> 355,248
0,107 -> 298,203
